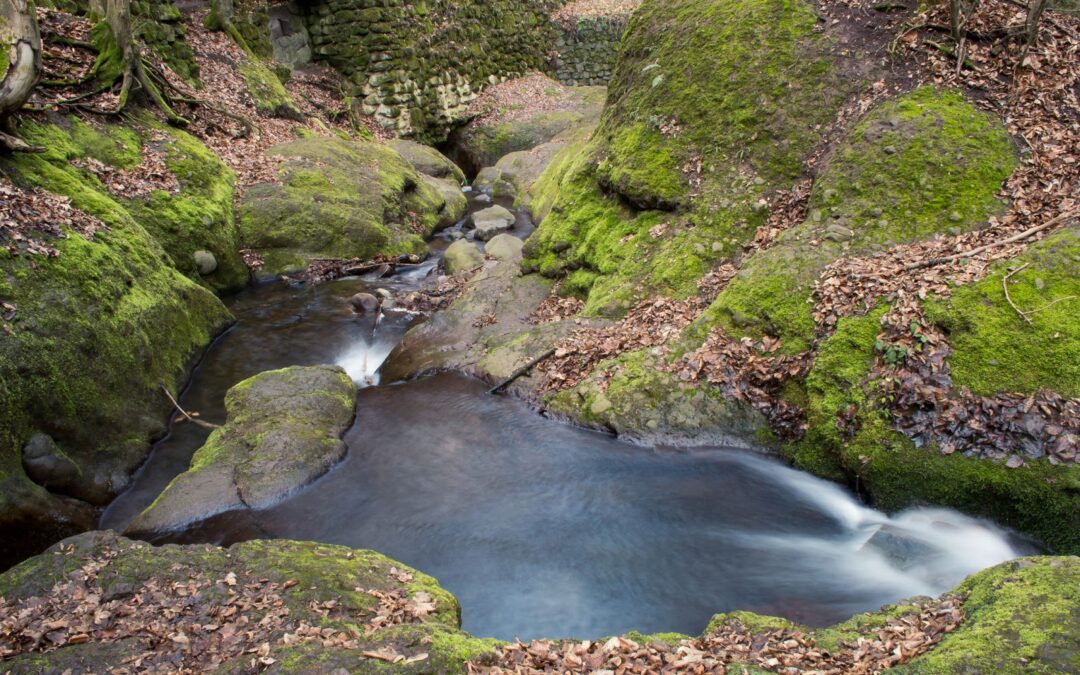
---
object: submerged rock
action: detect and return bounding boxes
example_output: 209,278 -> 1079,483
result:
472,205 -> 516,241
126,365 -> 357,535
444,240 -> 485,275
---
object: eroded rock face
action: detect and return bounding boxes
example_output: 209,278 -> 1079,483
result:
0,531 -> 497,673
238,137 -> 452,277
126,365 -> 357,536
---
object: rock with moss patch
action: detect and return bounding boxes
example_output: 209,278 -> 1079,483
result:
239,137 -> 450,277
484,234 -> 524,262
421,174 -> 468,230
0,120 -> 236,567
239,57 -> 303,120
391,139 -> 467,184
472,205 -> 516,240
126,365 -> 356,536
0,531 -> 501,673
193,250 -> 218,275
443,240 -> 485,275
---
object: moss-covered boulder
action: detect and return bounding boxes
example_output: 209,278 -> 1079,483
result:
449,82 -> 605,173
689,87 -> 1017,354
0,119 -> 235,568
239,137 -> 455,277
390,139 -> 467,184
0,531 -> 500,673
523,0 -> 856,318
238,56 -> 303,120
127,365 -> 357,535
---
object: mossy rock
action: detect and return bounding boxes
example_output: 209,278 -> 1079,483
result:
239,57 -> 302,120
0,121 -> 234,567
18,117 -> 249,292
127,365 -> 357,535
690,87 -> 1017,354
522,0 -> 857,317
390,139 -> 467,184
238,137 -> 451,277
0,531 -> 501,673
792,308 -> 1080,554
924,223 -> 1080,398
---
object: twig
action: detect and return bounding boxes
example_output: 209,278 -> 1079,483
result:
905,211 -> 1076,271
1002,263 -> 1032,323
488,347 -> 557,395
161,384 -> 221,430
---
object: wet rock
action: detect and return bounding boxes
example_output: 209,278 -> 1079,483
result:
472,205 -> 517,241
444,240 -> 485,275
861,525 -> 942,570
22,434 -> 81,497
374,288 -> 396,309
389,139 -> 466,184
349,292 -> 380,314
126,365 -> 357,535
484,233 -> 524,262
473,166 -> 504,194
193,250 -> 218,275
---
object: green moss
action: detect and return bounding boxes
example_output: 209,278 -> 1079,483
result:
594,0 -> 846,208
69,118 -> 142,169
0,120 -> 234,523
792,303 -> 1080,554
239,57 -> 302,119
924,224 -> 1080,397
898,557 -> 1080,673
690,87 -> 1017,354
240,137 -> 446,276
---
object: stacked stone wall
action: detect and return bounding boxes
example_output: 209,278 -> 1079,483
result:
304,0 -> 563,140
552,15 -> 630,86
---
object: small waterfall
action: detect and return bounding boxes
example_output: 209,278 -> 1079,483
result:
336,336 -> 398,387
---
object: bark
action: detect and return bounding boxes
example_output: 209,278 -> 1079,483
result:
0,0 -> 42,128
1025,0 -> 1048,45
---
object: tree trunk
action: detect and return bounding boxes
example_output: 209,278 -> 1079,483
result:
1025,0 -> 1048,45
0,0 -> 42,131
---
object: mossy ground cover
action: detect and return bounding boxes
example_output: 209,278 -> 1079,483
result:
689,87 -> 1017,354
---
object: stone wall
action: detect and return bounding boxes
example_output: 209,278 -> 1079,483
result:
303,0 -> 563,141
552,14 -> 631,86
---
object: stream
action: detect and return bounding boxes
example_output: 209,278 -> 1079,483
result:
101,192 -> 1028,642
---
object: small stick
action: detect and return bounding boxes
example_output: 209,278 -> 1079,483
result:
161,385 -> 221,430
905,211 -> 1075,271
1002,263 -> 1032,323
488,347 -> 557,395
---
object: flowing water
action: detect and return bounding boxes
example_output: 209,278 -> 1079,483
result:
101,192 -> 1028,642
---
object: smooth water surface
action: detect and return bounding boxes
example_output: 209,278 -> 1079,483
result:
153,375 -> 1024,641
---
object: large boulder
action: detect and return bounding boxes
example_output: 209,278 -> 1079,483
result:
390,139 -> 467,184
0,119 -> 235,569
484,233 -> 524,262
239,137 -> 453,277
472,205 -> 516,241
0,531 -> 499,673
443,240 -> 485,275
126,365 -> 357,535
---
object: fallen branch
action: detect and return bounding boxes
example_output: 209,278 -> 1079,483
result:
904,211 -> 1076,271
161,384 -> 221,430
488,347 -> 557,395
1002,263 -> 1032,323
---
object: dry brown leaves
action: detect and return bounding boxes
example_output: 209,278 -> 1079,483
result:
551,0 -> 642,26
399,269 -> 484,316
0,543 -> 438,672
534,268 -> 735,393
0,176 -> 107,259
869,297 -> 1079,465
529,281 -> 585,324
814,2 -> 1080,328
464,73 -> 575,129
471,595 -> 964,674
